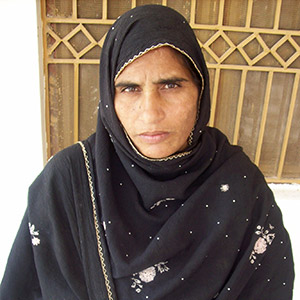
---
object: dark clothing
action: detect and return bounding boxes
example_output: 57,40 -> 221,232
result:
0,129 -> 294,299
95,5 -> 294,299
1,136 -> 114,299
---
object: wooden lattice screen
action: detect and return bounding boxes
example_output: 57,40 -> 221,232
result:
40,0 -> 300,183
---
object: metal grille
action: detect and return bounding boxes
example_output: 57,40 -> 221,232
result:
41,0 -> 300,183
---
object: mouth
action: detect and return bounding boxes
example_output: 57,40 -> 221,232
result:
138,131 -> 170,144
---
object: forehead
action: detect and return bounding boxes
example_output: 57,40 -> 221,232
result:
115,46 -> 192,81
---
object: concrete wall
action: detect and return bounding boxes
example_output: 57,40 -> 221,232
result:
0,0 -> 43,281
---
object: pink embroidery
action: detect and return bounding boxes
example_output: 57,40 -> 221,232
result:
131,261 -> 169,293
139,266 -> 156,283
250,224 -> 275,264
254,237 -> 267,254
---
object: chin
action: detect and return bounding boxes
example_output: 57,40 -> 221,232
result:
136,141 -> 188,159
139,147 -> 177,159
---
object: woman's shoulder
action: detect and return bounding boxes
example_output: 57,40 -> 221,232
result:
29,134 -> 96,194
205,127 -> 259,170
44,133 -> 96,175
205,126 -> 267,189
27,134 -> 96,220
46,143 -> 81,170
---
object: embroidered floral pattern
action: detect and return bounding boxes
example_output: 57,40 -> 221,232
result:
254,237 -> 267,254
155,261 -> 170,273
150,198 -> 175,210
139,266 -> 156,283
131,261 -> 169,293
28,223 -> 40,246
131,277 -> 143,293
250,224 -> 275,264
220,184 -> 230,192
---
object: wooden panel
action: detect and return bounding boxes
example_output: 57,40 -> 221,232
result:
107,1 -> 131,19
223,0 -> 248,27
136,0 -> 162,6
48,64 -> 74,155
168,0 -> 191,21
77,0 -> 103,19
238,71 -> 268,161
259,73 -> 294,177
46,0 -> 72,18
79,64 -> 99,140
195,0 -> 219,25
214,70 -> 241,143
279,0 -> 300,30
282,74 -> 300,178
251,0 -> 277,29
41,0 -> 300,183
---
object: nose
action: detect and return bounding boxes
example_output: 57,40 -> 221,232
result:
139,89 -> 165,124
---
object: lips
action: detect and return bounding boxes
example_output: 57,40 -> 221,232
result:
138,131 -> 170,144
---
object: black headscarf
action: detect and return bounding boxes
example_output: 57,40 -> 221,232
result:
98,4 -> 209,162
94,5 -> 294,300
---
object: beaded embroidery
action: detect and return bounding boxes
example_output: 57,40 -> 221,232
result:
150,198 -> 175,210
220,184 -> 230,192
131,261 -> 170,293
28,223 -> 40,246
249,224 -> 275,264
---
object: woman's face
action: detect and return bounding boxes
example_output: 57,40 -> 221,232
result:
114,47 -> 199,159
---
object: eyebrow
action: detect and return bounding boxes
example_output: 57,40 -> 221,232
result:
114,77 -> 189,88
114,81 -> 139,88
154,77 -> 188,85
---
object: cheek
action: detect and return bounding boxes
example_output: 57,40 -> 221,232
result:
180,108 -> 197,133
114,100 -> 136,133
186,90 -> 199,127
173,98 -> 198,129
114,101 -> 126,127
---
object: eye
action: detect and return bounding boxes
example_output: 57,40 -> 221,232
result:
162,82 -> 181,90
121,86 -> 139,93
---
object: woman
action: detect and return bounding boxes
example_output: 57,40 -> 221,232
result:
0,5 -> 294,300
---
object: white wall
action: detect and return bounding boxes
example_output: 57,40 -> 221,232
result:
0,0 -> 43,279
271,184 -> 300,300
0,1 -> 299,299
